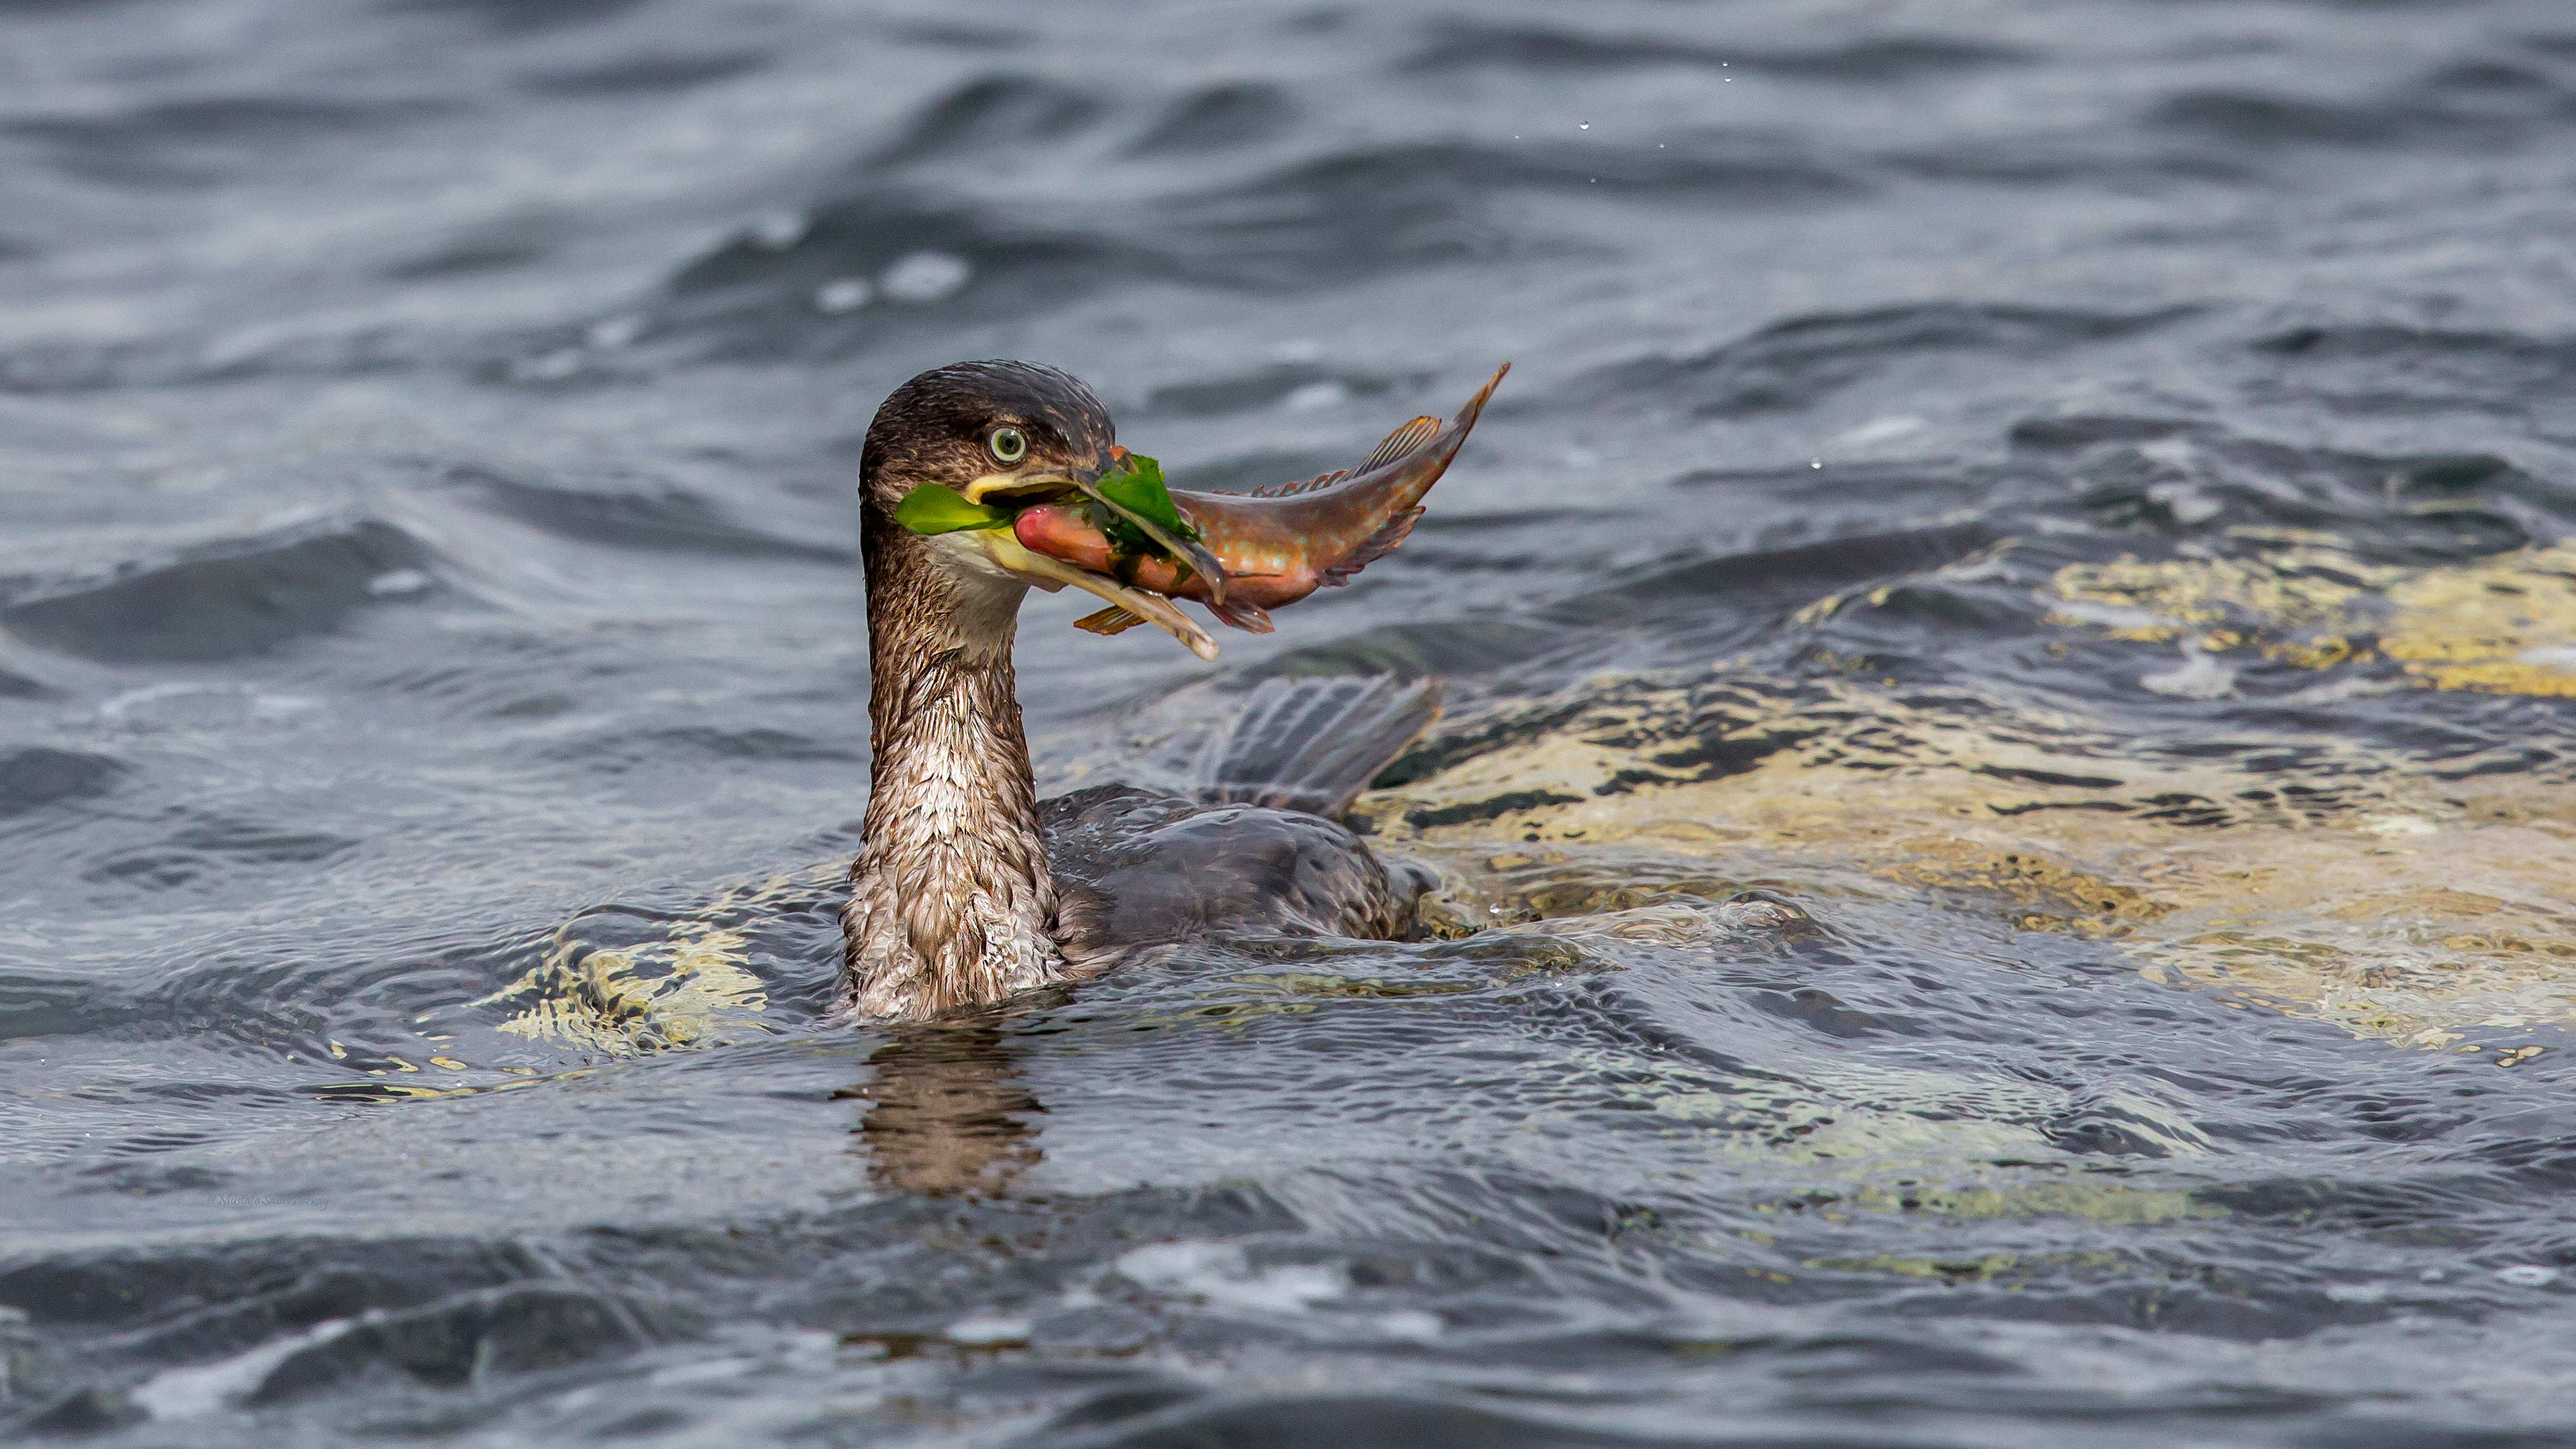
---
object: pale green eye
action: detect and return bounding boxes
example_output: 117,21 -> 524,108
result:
988,426 -> 1027,464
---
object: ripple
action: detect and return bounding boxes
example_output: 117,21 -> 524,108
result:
1146,363 -> 1412,418
1127,82 -> 1301,157
1037,1392 -> 1654,1448
248,1284 -> 656,1402
386,0 -> 651,36
867,73 -> 1096,168
1,519 -> 439,664
1409,21 -> 2032,83
520,48 -> 770,97
2252,321 -> 2576,414
0,747 -> 123,818
6,96 -> 455,189
1582,303 -> 2194,418
659,189 -> 1138,356
451,466 -> 852,563
2147,87 -> 2496,151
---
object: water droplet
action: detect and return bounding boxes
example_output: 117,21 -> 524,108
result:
1810,458 -> 1823,469
881,251 -> 971,303
814,278 -> 872,314
1577,121 -> 1591,130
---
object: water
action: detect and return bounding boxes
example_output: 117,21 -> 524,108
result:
7,0 -> 2576,1442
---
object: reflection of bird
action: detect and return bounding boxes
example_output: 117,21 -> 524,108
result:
847,1022 -> 1042,1198
843,361 -> 1481,1021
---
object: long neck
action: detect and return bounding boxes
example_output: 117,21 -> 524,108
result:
842,523 -> 1062,1020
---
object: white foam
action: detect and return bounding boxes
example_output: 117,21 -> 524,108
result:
947,1313 -> 1032,1344
880,252 -> 970,303
748,211 -> 808,250
132,1316 -> 362,1421
2142,641 -> 2236,700
1836,414 -> 1926,449
1284,380 -> 1348,412
586,314 -> 645,350
1115,1241 -> 1346,1315
814,278 -> 871,315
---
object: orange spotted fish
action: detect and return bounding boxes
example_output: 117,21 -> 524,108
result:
1010,364 -> 1508,637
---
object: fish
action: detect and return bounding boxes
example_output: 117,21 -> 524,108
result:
1008,364 -> 1509,640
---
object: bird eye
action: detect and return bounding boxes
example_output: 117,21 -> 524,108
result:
988,426 -> 1027,464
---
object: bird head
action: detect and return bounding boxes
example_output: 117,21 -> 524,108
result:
859,360 -> 1221,659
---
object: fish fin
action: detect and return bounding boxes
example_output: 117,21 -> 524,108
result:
1360,416 -> 1441,470
1248,467 -> 1350,499
1318,506 -> 1425,587
1074,605 -> 1148,635
1197,675 -> 1445,817
1237,416 -> 1442,498
1207,597 -> 1275,634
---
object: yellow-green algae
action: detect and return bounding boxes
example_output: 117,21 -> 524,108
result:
1359,534 -> 2576,1057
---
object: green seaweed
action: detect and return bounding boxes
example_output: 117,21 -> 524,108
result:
1088,452 -> 1202,577
892,484 -> 1012,535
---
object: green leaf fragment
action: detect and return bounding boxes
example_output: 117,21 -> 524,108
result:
1094,453 -> 1199,544
893,483 -> 1012,535
1085,451 -> 1214,589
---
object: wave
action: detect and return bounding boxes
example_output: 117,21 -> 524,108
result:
5,96 -> 455,189
449,465 -> 853,563
865,73 -> 1097,170
1581,303 -> 2193,418
1128,82 -> 1302,158
0,747 -> 125,819
1,518 -> 439,663
1409,21 -> 2032,83
517,47 -> 770,97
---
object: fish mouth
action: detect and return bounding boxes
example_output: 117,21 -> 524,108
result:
954,458 -> 1221,662
967,447 -> 1232,604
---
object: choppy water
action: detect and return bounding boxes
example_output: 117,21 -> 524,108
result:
8,0 -> 2576,1442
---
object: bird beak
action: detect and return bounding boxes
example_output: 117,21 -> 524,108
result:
972,527 -> 1220,662
953,458 -> 1221,661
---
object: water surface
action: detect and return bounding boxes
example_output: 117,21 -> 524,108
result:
7,0 -> 2576,1443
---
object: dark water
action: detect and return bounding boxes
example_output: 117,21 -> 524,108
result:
9,0 -> 2576,1443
